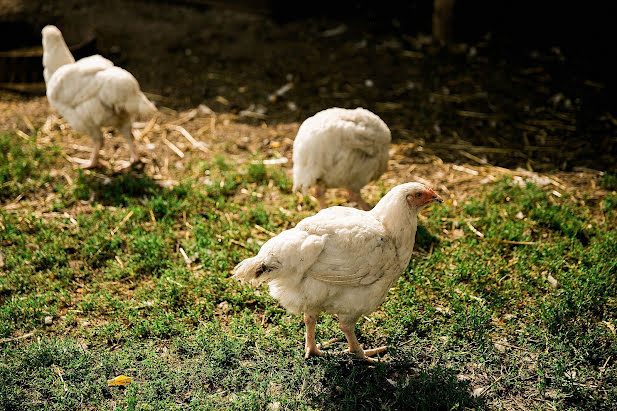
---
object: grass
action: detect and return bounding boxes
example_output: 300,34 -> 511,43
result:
1,132 -> 616,409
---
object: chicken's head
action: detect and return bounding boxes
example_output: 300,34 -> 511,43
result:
42,25 -> 63,46
404,183 -> 443,209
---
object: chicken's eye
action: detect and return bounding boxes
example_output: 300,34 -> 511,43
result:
416,193 -> 422,198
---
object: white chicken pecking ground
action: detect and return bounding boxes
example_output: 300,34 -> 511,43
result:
42,25 -> 157,169
233,182 -> 443,362
292,107 -> 391,210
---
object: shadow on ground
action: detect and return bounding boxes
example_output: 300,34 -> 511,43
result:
312,357 -> 484,410
72,168 -> 167,207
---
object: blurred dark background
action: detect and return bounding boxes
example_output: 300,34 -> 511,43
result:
1,0 -> 616,172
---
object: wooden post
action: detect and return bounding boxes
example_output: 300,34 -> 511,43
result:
433,0 -> 456,43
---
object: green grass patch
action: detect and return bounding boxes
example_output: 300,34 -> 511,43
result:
0,135 -> 615,409
0,133 -> 58,200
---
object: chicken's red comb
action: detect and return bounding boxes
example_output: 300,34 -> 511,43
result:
423,185 -> 437,195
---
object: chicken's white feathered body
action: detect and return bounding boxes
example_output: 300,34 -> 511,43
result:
234,183 -> 419,319
292,107 -> 391,195
46,56 -> 156,133
42,25 -> 156,168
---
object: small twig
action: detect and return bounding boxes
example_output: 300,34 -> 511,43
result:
466,221 -> 484,238
496,341 -> 533,353
456,110 -> 493,119
239,110 -> 267,119
110,210 -> 134,236
164,110 -> 196,127
62,172 -> 73,185
196,123 -> 211,136
492,239 -> 537,245
229,238 -> 247,248
168,125 -> 209,153
162,137 -> 185,158
0,332 -> 34,344
600,356 -> 612,375
16,129 -> 30,140
254,224 -> 276,237
22,116 -> 35,133
52,364 -> 68,393
452,164 -> 479,176
179,247 -> 191,265
135,116 -> 157,142
166,277 -> 184,287
459,150 -> 488,165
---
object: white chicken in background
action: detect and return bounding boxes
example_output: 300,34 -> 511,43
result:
42,25 -> 157,169
292,107 -> 391,210
234,182 -> 443,362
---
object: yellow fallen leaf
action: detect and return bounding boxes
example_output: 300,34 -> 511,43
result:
107,375 -> 133,386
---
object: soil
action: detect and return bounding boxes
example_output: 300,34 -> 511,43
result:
0,0 -> 615,177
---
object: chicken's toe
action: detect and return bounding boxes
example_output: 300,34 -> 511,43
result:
304,346 -> 325,359
317,337 -> 342,350
80,159 -> 100,170
114,158 -> 143,173
340,346 -> 388,362
362,346 -> 388,356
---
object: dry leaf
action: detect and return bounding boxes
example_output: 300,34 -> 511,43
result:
107,375 -> 133,386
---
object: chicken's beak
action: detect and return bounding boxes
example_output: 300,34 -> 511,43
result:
431,193 -> 443,203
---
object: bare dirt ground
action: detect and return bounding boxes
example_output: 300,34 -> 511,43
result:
1,92 -> 612,226
2,0 -> 616,173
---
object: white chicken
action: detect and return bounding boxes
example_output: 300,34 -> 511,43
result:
292,107 -> 391,210
42,25 -> 157,169
233,182 -> 443,362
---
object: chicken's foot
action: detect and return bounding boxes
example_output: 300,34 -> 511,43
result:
304,313 -> 324,358
339,318 -> 387,363
347,189 -> 371,211
314,184 -> 327,210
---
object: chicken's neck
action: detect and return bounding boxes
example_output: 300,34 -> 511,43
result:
43,41 -> 75,83
371,204 -> 418,259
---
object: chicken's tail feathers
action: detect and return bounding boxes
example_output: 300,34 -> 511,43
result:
232,256 -> 279,286
291,167 -> 316,194
121,90 -> 157,119
136,92 -> 158,117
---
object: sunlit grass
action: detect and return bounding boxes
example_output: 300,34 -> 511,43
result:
0,132 -> 615,409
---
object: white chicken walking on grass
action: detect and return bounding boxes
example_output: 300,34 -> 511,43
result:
233,182 -> 443,362
292,107 -> 391,210
42,25 -> 157,169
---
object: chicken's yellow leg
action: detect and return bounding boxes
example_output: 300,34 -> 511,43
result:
347,189 -> 371,211
339,318 -> 387,363
82,130 -> 103,169
314,184 -> 327,210
304,313 -> 324,358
